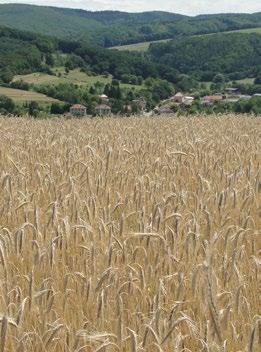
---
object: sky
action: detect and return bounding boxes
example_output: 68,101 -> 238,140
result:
0,0 -> 260,15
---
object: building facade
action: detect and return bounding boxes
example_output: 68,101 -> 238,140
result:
70,104 -> 87,116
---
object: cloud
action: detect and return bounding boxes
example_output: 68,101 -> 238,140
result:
0,0 -> 260,14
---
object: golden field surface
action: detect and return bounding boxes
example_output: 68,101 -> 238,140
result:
0,115 -> 260,352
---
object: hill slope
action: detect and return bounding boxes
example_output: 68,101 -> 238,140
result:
0,4 -> 261,46
112,27 -> 261,52
149,32 -> 261,80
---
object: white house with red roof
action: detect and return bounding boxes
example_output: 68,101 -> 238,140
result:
70,104 -> 87,116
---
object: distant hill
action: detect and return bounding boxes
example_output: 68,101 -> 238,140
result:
0,4 -> 261,46
0,4 -> 185,46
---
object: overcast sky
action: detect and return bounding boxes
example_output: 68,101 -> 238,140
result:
0,0 -> 260,15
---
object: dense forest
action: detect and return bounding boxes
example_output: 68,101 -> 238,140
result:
0,4 -> 261,46
149,33 -> 261,81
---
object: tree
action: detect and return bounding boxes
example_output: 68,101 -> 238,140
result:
46,53 -> 55,67
89,86 -> 96,95
0,69 -> 14,84
254,76 -> 261,85
0,95 -> 15,113
28,101 -> 40,117
213,73 -> 225,84
50,102 -> 67,114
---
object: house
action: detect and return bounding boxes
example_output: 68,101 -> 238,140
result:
99,94 -> 109,102
172,92 -> 184,103
95,104 -> 111,115
253,93 -> 261,97
70,104 -> 87,116
201,95 -> 223,106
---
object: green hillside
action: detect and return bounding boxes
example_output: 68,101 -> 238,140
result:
113,26 -> 261,52
0,4 -> 261,47
149,32 -> 261,80
0,4 -> 185,46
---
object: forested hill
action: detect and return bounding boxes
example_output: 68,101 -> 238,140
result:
0,26 -> 170,83
0,4 -> 261,46
0,26 -> 58,82
148,32 -> 261,81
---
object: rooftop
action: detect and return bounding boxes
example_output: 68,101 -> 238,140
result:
70,104 -> 86,109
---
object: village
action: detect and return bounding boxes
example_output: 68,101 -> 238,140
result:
69,88 -> 261,116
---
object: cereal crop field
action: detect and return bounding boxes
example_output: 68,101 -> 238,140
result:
0,115 -> 260,352
0,87 -> 59,103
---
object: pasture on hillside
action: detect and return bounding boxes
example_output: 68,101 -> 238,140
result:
0,115 -> 260,352
14,69 -> 112,87
13,69 -> 143,91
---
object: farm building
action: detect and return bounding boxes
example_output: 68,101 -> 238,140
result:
95,104 -> 111,115
70,104 -> 87,116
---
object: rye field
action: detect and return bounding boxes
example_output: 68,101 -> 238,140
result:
0,115 -> 260,352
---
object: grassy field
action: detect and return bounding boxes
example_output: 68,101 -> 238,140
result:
111,38 -> 171,52
236,77 -> 255,85
0,115 -> 260,352
225,27 -> 261,34
196,27 -> 261,38
14,69 -> 112,86
14,68 -> 142,90
0,87 -> 60,102
202,77 -> 255,89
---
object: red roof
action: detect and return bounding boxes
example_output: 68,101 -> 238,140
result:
70,104 -> 86,109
